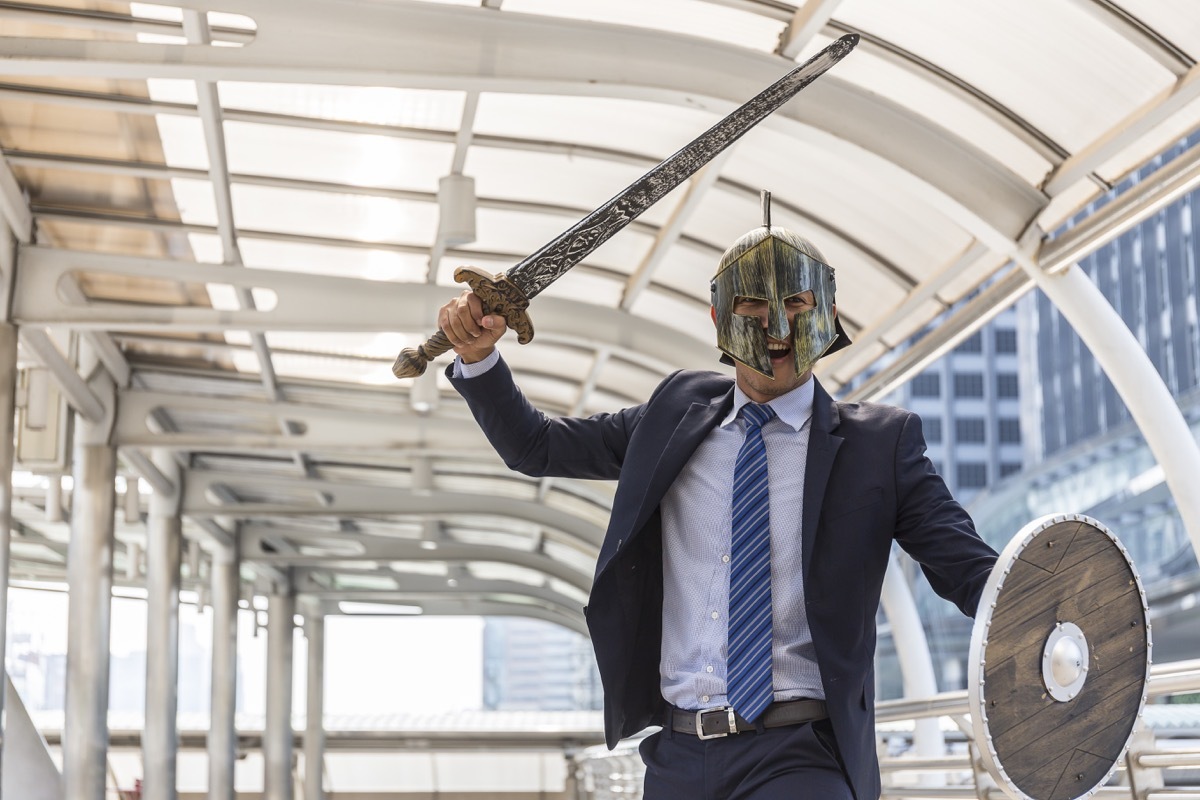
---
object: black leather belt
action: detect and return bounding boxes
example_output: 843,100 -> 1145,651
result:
669,698 -> 828,739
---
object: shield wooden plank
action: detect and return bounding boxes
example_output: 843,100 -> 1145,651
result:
968,514 -> 1151,800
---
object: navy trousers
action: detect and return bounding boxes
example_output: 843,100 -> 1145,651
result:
639,718 -> 855,800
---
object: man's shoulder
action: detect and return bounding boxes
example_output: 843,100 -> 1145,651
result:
831,396 -> 915,431
652,368 -> 734,399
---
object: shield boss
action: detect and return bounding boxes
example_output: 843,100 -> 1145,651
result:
968,514 -> 1151,800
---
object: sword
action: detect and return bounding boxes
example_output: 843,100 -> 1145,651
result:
392,33 -> 859,379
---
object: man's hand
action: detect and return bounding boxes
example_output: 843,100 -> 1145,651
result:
439,289 -> 509,363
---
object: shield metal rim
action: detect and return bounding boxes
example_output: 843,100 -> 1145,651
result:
967,513 -> 1153,800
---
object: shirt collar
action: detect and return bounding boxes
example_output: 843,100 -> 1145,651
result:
721,376 -> 815,432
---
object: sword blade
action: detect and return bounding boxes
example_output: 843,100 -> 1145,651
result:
507,33 -> 859,299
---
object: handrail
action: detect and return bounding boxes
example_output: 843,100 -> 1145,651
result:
875,658 -> 1200,725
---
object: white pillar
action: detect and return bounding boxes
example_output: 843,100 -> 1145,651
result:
880,558 -> 944,769
303,611 -> 325,800
264,589 -> 295,800
63,342 -> 117,800
208,542 -> 239,800
1020,261 -> 1200,557
143,450 -> 182,800
0,323 -> 17,799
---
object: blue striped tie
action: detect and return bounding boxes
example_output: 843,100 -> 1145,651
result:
727,401 -> 776,723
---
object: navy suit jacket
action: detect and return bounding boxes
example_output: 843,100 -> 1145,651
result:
450,357 -> 997,800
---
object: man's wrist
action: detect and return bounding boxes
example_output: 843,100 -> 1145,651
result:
459,347 -> 495,365
454,348 -> 501,379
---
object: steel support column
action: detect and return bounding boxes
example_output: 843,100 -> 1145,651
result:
143,450 -> 182,800
265,589 -> 295,800
208,541 -> 240,800
880,558 -> 944,780
302,610 -> 325,800
63,341 -> 117,800
1020,261 -> 1200,556
0,323 -> 17,799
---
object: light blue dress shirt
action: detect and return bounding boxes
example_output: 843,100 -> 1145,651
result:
659,378 -> 824,710
454,353 -> 825,711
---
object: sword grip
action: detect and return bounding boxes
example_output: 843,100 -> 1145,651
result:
392,266 -> 535,380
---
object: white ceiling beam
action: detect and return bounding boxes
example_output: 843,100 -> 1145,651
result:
620,150 -> 731,311
818,240 -> 996,381
776,0 -> 844,59
845,135 -> 1200,401
0,153 -> 31,243
183,470 -> 606,546
428,92 -> 480,283
14,246 -> 721,374
294,570 -> 581,611
1061,0 -> 1193,77
20,328 -> 106,423
113,388 -> 494,452
0,0 -> 1045,245
182,10 -> 289,404
120,449 -> 177,497
1,95 -> 914,284
1043,59 -> 1200,197
239,524 -> 592,591
0,1 -> 254,44
0,159 -> 133,386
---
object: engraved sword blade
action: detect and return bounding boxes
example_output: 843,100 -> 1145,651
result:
392,33 -> 858,379
507,33 -> 859,300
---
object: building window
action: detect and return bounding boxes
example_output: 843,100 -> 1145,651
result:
911,373 -> 940,398
957,462 -> 988,488
1000,462 -> 1023,478
995,329 -> 1018,353
998,418 -> 1022,443
955,332 -> 983,353
923,417 -> 942,443
996,373 -> 1020,398
954,373 -> 984,397
955,418 -> 986,443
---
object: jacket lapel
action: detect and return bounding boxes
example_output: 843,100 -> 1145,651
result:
801,379 -> 843,581
629,389 -> 734,542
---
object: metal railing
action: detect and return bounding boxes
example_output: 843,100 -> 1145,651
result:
573,659 -> 1200,800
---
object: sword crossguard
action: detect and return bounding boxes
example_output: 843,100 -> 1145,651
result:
453,266 -> 535,345
390,266 -> 535,380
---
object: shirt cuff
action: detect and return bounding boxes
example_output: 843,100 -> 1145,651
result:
453,349 -> 501,378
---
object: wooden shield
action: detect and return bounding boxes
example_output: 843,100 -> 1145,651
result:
968,514 -> 1151,800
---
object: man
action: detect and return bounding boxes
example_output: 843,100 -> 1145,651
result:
440,200 -> 998,799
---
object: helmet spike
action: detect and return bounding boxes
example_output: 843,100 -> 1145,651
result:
761,189 -> 772,229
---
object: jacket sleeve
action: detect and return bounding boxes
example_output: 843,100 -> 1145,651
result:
447,354 -> 648,481
891,412 -> 998,617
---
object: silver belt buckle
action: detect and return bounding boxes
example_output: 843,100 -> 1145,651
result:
695,706 -> 738,740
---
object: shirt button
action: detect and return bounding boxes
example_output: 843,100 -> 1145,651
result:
706,665 -> 714,673
702,695 -> 710,703
711,611 -> 720,620
721,554 -> 730,563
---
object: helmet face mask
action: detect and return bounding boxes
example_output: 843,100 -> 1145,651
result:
712,225 -> 845,379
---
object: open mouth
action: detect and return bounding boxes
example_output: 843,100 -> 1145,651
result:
767,340 -> 792,362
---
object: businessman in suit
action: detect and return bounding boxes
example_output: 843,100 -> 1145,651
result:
440,208 -> 998,800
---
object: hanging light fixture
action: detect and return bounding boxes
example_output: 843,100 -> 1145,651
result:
437,173 -> 477,246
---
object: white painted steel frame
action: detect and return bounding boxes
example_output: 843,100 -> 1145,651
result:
265,589 -> 296,800
208,541 -> 240,800
63,342 -> 117,800
143,450 -> 182,800
0,322 -> 15,800
302,609 -> 326,800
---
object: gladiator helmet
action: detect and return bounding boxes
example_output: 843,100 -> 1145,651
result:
710,191 -> 850,378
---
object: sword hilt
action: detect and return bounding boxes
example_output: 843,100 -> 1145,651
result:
392,266 -> 535,379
